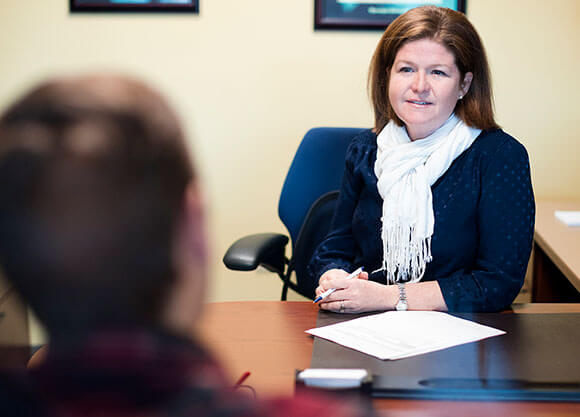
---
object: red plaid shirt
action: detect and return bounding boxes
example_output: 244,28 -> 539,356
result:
0,327 -> 374,417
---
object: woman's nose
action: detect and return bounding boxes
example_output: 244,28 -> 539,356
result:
411,72 -> 429,94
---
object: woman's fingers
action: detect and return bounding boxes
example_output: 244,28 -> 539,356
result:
318,279 -> 388,314
319,299 -> 347,313
357,271 -> 369,280
317,268 -> 349,291
316,269 -> 369,309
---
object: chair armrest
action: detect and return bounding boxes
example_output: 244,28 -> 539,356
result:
223,233 -> 289,275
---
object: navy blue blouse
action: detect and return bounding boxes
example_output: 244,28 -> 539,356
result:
307,128 -> 535,312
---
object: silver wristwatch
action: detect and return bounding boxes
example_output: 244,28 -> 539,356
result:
395,283 -> 408,311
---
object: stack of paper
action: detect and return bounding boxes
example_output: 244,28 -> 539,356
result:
554,211 -> 580,227
306,311 -> 505,360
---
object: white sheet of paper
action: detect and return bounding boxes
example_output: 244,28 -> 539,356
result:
305,311 -> 505,360
555,210 -> 580,227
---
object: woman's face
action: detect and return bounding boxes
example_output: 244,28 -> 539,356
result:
388,38 -> 473,140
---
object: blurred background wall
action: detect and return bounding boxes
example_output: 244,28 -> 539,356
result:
0,0 -> 579,341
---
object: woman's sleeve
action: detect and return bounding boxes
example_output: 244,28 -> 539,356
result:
438,138 -> 536,312
307,138 -> 365,281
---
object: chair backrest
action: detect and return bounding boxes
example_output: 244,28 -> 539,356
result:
291,190 -> 340,299
278,127 -> 366,247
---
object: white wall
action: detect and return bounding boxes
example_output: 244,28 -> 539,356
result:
468,0 -> 580,199
0,0 -> 579,323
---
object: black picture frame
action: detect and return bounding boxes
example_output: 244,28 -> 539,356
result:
315,1 -> 466,30
70,0 -> 199,13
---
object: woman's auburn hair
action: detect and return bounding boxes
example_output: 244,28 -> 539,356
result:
368,6 -> 499,133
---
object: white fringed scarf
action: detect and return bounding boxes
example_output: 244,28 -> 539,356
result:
374,114 -> 481,284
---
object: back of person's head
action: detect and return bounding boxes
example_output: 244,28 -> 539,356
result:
0,75 -> 195,337
369,5 -> 498,132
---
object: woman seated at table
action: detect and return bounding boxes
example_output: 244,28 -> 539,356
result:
309,6 -> 535,314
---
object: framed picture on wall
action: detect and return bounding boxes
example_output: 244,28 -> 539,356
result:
70,0 -> 199,13
315,1 -> 466,30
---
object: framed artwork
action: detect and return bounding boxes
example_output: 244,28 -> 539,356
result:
315,1 -> 466,30
70,0 -> 199,13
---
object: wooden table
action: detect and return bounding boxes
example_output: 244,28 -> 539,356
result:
198,301 -> 580,417
533,201 -> 580,301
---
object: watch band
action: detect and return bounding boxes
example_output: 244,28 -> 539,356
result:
395,283 -> 408,311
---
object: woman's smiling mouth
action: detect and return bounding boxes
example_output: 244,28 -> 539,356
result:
407,99 -> 433,106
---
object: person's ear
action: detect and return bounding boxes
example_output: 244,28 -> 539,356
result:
182,180 -> 208,267
163,179 -> 209,334
460,72 -> 473,98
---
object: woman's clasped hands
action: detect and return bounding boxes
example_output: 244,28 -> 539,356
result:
315,268 -> 390,314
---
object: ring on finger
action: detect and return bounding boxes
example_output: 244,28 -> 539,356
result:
339,302 -> 345,313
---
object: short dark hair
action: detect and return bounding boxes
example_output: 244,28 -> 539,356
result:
368,6 -> 498,133
0,75 -> 194,335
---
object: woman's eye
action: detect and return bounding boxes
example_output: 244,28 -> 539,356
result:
399,67 -> 413,73
432,69 -> 448,76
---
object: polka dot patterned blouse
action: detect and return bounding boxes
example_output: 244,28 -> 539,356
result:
308,128 -> 535,312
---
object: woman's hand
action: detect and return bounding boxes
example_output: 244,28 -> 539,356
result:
315,269 -> 394,313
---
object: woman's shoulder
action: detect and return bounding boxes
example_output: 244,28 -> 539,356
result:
471,128 -> 529,159
345,128 -> 376,158
465,128 -> 531,180
349,128 -> 376,147
343,129 -> 377,170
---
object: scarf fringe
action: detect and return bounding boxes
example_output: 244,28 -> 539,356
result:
374,114 -> 480,285
375,222 -> 432,284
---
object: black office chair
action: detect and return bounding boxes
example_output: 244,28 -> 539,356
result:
223,127 -> 365,300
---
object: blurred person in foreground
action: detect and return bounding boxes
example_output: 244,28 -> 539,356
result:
0,75 -> 373,417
